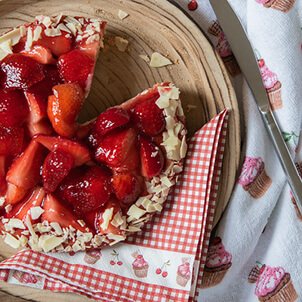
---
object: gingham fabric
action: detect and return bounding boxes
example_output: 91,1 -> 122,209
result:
0,109 -> 229,302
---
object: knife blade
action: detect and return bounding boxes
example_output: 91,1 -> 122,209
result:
209,0 -> 302,211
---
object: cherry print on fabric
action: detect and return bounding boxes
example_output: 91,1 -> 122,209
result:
248,262 -> 298,301
207,20 -> 241,77
282,131 -> 299,152
109,249 -> 123,266
156,260 -> 170,278
255,0 -> 296,13
200,237 -> 232,289
238,156 -> 272,199
256,50 -> 283,111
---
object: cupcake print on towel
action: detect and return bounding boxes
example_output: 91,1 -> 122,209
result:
257,56 -> 283,111
84,249 -> 102,265
238,156 -> 272,199
248,263 -> 298,301
176,258 -> 191,287
290,163 -> 302,221
207,21 -> 241,77
132,251 -> 149,278
201,237 -> 232,289
255,0 -> 296,12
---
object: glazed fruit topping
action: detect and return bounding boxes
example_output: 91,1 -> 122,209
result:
95,106 -> 130,137
0,126 -> 24,156
42,148 -> 74,193
57,49 -> 95,90
1,53 -> 45,90
139,135 -> 164,178
131,94 -> 166,136
47,83 -> 84,137
0,89 -> 29,127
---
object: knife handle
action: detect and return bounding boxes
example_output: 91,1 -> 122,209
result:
261,107 -> 302,212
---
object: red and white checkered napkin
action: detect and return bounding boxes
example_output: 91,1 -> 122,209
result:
0,109 -> 229,302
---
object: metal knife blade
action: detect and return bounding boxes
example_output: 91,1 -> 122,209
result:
210,0 -> 302,211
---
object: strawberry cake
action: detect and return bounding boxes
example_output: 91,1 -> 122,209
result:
0,15 -> 187,253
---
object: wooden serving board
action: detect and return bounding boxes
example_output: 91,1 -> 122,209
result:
0,0 -> 240,300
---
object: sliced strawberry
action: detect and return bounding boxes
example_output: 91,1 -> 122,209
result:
94,106 -> 130,137
94,127 -> 139,171
5,182 -> 28,205
24,119 -> 54,138
35,27 -> 72,57
42,193 -> 91,233
42,148 -> 74,193
21,45 -> 56,65
58,165 -> 112,215
112,171 -> 142,206
83,195 -> 124,235
0,89 -> 29,127
0,126 -> 24,156
0,156 -> 7,196
25,65 -> 62,125
34,135 -> 91,167
131,94 -> 166,136
0,53 -> 44,90
47,83 -> 84,137
57,49 -> 95,90
5,186 -> 45,224
76,119 -> 96,140
139,135 -> 164,178
6,139 -> 45,189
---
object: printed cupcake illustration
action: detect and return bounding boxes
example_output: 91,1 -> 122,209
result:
13,270 -> 42,284
84,249 -> 102,264
257,56 -> 283,110
201,237 -> 232,289
176,258 -> 191,287
208,21 -> 241,77
238,156 -> 272,199
255,0 -> 296,12
248,263 -> 298,301
132,251 -> 149,278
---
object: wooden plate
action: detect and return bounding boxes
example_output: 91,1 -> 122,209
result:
0,0 -> 240,300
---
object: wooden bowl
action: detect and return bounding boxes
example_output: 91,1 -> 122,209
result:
0,1 -> 240,300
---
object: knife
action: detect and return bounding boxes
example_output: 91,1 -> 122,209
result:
209,0 -> 302,212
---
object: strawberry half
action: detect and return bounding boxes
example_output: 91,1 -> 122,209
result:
42,194 -> 91,233
34,135 -> 91,167
0,156 -> 6,196
94,106 -> 130,137
6,139 -> 45,189
1,53 -> 44,90
0,89 -> 29,127
83,195 -> 124,235
42,148 -> 75,193
0,126 -> 24,156
58,165 -> 112,215
112,171 -> 142,206
57,49 -> 95,90
139,135 -> 164,178
21,45 -> 56,65
5,186 -> 45,224
5,182 -> 28,205
94,127 -> 139,171
47,83 -> 84,137
131,94 -> 166,136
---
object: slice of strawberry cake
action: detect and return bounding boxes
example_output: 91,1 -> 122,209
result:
0,15 -> 187,253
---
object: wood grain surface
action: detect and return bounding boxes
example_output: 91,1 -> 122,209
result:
0,0 -> 241,300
